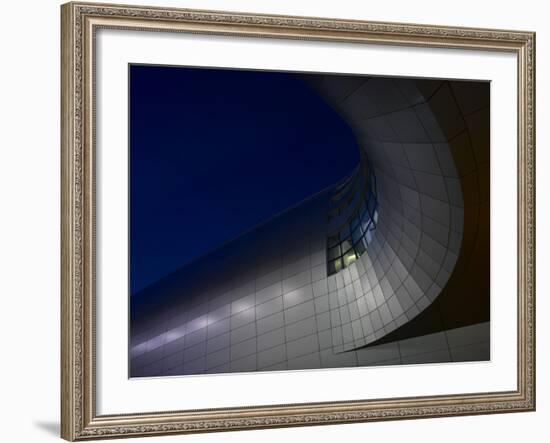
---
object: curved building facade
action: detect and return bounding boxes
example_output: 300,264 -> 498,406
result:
130,74 -> 489,377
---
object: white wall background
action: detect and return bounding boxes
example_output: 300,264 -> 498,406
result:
0,0 -> 546,442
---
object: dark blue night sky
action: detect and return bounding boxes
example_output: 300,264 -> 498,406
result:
130,65 -> 359,295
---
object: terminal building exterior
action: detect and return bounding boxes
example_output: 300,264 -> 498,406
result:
130,74 -> 490,377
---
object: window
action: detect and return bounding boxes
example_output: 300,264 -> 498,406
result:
326,168 -> 378,276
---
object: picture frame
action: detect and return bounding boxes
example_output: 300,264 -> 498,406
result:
61,1 -> 536,440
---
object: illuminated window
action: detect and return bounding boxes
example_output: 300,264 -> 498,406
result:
326,169 -> 378,276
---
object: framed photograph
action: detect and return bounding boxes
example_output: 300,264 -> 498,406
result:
61,2 -> 536,440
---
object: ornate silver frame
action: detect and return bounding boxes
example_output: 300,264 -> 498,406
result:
61,2 -> 536,440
